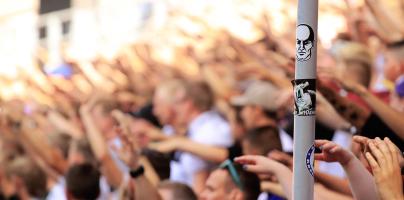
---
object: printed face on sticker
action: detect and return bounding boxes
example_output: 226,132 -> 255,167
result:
296,24 -> 314,61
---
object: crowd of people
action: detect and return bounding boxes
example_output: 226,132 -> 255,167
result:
0,0 -> 403,199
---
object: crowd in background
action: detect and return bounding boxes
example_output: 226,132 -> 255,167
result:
0,0 -> 403,199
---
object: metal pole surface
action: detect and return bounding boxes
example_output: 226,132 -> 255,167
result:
292,0 -> 318,199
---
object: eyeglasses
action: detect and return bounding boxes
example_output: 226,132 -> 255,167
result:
219,159 -> 244,190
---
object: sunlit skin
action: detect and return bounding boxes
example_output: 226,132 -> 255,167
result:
91,105 -> 116,141
152,92 -> 177,126
200,170 -> 236,200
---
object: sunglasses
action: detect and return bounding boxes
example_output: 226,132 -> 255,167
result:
219,159 -> 244,190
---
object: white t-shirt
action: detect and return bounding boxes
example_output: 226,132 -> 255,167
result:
279,128 -> 293,152
170,111 -> 233,186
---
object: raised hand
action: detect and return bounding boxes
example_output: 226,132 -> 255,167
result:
268,150 -> 293,170
148,137 -> 183,153
334,76 -> 368,96
365,137 -> 403,200
234,155 -> 285,175
111,110 -> 141,169
314,140 -> 354,166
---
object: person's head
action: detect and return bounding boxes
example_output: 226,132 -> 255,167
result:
65,163 -> 100,200
5,157 -> 48,198
296,24 -> 315,61
91,99 -> 118,140
229,106 -> 247,141
157,181 -> 197,200
242,126 -> 282,156
48,132 -> 72,159
153,79 -> 185,125
201,161 -> 260,200
231,81 -> 281,129
174,81 -> 214,126
68,139 -> 98,167
335,42 -> 373,88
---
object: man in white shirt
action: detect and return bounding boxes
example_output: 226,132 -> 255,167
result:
170,81 -> 233,194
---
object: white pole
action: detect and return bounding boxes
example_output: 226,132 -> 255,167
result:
292,0 -> 318,199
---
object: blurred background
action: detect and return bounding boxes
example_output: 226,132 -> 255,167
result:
0,1 -> 403,200
0,0 -> 401,80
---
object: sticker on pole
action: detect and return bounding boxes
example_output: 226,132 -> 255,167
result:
293,79 -> 316,116
306,144 -> 315,177
296,24 -> 315,62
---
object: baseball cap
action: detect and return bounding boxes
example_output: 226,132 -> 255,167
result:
231,80 -> 281,111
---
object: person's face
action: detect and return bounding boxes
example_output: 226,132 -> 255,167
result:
240,105 -> 258,129
158,188 -> 174,200
200,170 -> 229,200
241,139 -> 255,156
231,122 -> 245,141
173,97 -> 192,126
228,107 -> 246,141
153,93 -> 175,125
91,105 -> 115,137
297,39 -> 313,60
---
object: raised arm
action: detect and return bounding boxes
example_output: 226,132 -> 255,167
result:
149,137 -> 228,163
314,170 -> 352,196
47,110 -> 84,139
314,140 -> 379,200
317,81 -> 370,130
111,110 -> 161,200
339,79 -> 404,140
235,155 -> 293,200
362,137 -> 403,200
364,0 -> 404,41
19,118 -> 68,175
79,101 -> 123,188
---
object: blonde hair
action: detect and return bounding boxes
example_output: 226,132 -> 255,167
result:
155,79 -> 185,104
335,42 -> 373,87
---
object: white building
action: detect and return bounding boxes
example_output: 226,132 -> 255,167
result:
0,0 -> 157,76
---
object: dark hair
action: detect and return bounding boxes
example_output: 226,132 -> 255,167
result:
263,109 -> 278,121
129,103 -> 162,128
244,126 -> 282,155
157,181 -> 197,200
65,163 -> 100,200
226,164 -> 261,200
182,81 -> 214,112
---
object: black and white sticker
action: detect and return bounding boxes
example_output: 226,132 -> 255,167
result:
296,24 -> 315,62
293,79 -> 316,116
